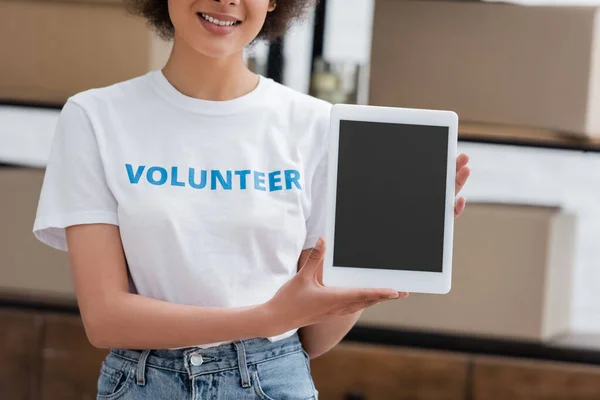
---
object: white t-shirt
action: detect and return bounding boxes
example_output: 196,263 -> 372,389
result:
33,70 -> 331,347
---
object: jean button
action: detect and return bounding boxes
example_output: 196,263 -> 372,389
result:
190,354 -> 204,366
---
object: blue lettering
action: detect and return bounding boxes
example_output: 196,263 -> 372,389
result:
189,168 -> 207,189
254,171 -> 267,191
268,171 -> 282,191
147,167 -> 167,185
284,169 -> 301,190
127,165 -> 300,191
125,164 -> 145,184
211,170 -> 232,190
235,170 -> 251,190
171,167 -> 185,187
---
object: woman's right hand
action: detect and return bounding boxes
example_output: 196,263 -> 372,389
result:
264,237 -> 403,334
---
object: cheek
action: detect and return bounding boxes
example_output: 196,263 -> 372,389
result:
244,2 -> 272,35
168,0 -> 193,33
241,18 -> 268,42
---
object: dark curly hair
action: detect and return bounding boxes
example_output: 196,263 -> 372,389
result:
125,0 -> 316,42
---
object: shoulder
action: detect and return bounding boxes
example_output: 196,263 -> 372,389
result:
262,81 -> 332,166
264,79 -> 332,123
66,72 -> 155,117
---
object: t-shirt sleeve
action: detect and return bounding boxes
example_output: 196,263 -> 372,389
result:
303,143 -> 329,250
33,100 -> 119,252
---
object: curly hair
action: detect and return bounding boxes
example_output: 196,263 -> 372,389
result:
125,0 -> 316,42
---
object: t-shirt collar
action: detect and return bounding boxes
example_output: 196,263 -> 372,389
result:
149,69 -> 269,115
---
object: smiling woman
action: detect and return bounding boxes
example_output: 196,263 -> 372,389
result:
31,0 -> 470,398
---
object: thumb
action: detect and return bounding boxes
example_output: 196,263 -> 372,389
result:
300,237 -> 326,276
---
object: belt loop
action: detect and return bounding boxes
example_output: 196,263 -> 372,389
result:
233,341 -> 251,388
136,349 -> 152,386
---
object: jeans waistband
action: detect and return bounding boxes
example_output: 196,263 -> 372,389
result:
109,332 -> 304,379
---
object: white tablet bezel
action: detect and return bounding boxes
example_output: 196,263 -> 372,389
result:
322,104 -> 458,294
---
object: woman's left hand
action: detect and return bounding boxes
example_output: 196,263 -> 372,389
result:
454,153 -> 471,219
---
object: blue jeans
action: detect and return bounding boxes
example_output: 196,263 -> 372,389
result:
96,333 -> 319,399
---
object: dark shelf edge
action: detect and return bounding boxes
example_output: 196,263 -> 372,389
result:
459,135 -> 600,153
0,295 -> 78,315
344,325 -> 600,366
0,99 -> 64,110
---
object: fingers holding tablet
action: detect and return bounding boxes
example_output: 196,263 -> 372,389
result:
269,237 -> 408,330
455,154 -> 471,193
454,197 -> 467,219
456,153 -> 469,172
305,238 -> 409,311
301,238 -> 400,301
454,153 -> 471,219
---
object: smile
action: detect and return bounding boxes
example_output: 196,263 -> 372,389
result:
199,13 -> 241,27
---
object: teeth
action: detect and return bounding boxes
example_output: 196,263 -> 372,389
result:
201,13 -> 237,27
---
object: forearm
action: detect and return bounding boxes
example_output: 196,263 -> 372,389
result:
83,292 -> 277,349
299,310 -> 363,359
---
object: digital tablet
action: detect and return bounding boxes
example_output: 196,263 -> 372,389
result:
322,104 -> 458,294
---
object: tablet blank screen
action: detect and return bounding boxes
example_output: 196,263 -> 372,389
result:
333,120 -> 449,273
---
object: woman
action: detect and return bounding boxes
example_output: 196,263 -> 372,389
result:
33,0 -> 471,398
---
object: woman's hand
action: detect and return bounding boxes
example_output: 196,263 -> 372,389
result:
454,153 -> 471,219
264,238 -> 403,335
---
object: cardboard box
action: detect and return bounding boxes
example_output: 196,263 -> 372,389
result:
369,1 -> 600,138
359,203 -> 577,342
0,0 -> 171,105
0,167 -> 75,304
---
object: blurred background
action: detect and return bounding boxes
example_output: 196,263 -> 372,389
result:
3,0 -> 600,399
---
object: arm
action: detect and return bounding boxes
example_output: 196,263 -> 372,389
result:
67,223 -> 276,349
299,309 -> 362,359
296,248 -> 362,359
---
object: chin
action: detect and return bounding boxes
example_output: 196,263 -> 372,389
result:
178,27 -> 249,59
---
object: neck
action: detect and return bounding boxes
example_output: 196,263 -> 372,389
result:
161,36 -> 259,102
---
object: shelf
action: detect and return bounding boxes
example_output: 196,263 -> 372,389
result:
459,122 -> 600,152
